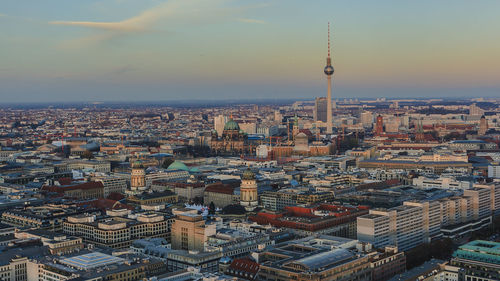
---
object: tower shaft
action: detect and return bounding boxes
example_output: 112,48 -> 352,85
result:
326,75 -> 333,134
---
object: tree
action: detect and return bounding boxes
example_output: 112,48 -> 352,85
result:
208,202 -> 216,215
222,204 -> 246,215
82,150 -> 94,159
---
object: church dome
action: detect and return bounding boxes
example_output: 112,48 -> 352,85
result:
241,169 -> 255,180
167,160 -> 189,171
224,119 -> 240,131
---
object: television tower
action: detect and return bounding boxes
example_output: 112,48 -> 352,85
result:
324,22 -> 334,134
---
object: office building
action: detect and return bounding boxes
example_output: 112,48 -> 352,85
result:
314,97 -> 328,122
171,213 -> 216,252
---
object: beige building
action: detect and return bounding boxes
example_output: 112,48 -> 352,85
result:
171,213 -> 216,252
358,187 -> 495,250
93,175 -> 127,197
63,212 -> 173,248
203,182 -> 240,208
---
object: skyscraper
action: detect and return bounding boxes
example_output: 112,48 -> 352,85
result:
314,97 -> 328,122
324,23 -> 334,134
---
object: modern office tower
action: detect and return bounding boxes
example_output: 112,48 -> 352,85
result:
314,97 -> 328,122
469,103 -> 484,116
375,115 -> 384,136
478,115 -> 488,135
324,22 -> 334,134
239,169 -> 258,211
360,111 -> 373,128
171,213 -> 215,252
214,114 -> 227,137
450,240 -> 500,281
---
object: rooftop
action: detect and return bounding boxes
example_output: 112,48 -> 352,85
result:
453,240 -> 500,265
60,252 -> 125,270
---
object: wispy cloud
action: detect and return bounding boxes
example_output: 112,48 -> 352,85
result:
238,18 -> 266,24
50,0 -> 268,47
49,20 -> 145,32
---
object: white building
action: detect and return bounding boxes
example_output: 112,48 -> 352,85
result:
412,176 -> 472,190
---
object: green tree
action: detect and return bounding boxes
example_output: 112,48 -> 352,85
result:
82,150 -> 94,159
209,202 -> 216,215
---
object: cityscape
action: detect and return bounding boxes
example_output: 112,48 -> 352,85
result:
1,1 -> 500,281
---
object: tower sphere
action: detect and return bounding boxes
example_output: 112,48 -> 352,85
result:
324,65 -> 334,76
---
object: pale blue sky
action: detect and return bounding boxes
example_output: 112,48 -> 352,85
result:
1,0 -> 499,102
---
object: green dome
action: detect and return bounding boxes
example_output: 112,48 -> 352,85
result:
167,161 -> 189,171
224,119 -> 240,131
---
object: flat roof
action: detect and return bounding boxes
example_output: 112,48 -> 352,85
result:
60,252 -> 125,270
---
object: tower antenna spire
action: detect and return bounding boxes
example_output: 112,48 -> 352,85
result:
328,22 -> 331,58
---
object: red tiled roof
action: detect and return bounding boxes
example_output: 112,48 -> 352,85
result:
204,183 -> 234,195
57,177 -> 73,185
78,198 -> 134,211
107,192 -> 126,201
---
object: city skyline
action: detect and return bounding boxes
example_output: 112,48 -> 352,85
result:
2,0 -> 500,102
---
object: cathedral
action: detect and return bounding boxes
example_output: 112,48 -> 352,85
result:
210,118 -> 251,156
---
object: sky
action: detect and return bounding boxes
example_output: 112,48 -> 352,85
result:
1,0 -> 499,103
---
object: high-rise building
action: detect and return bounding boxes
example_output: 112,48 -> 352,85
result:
314,97 -> 328,122
469,103 -> 484,116
474,183 -> 500,216
240,169 -> 258,211
464,187 -> 492,220
360,111 -> 373,128
214,114 -> 228,137
171,213 -> 216,252
324,23 -> 334,134
357,188 -> 495,250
